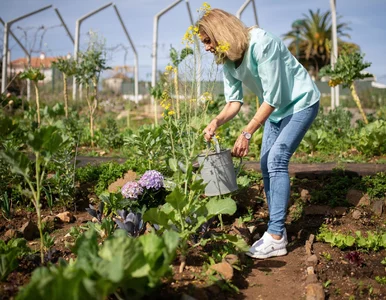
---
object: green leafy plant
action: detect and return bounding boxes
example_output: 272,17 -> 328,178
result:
362,172 -> 386,199
123,125 -> 169,171
319,44 -> 372,124
42,232 -> 55,254
19,67 -> 45,126
317,224 -> 386,250
0,238 -> 30,281
144,181 -> 238,273
321,251 -> 332,261
375,276 -> 386,285
16,229 -> 179,300
354,121 -> 386,157
0,125 -> 68,263
0,191 -> 12,220
96,117 -> 124,150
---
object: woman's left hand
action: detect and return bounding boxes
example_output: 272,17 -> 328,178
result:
232,134 -> 250,157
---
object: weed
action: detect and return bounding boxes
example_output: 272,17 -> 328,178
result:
323,280 -> 331,288
375,276 -> 386,285
321,251 -> 332,261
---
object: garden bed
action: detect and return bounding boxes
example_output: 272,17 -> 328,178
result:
1,168 -> 386,299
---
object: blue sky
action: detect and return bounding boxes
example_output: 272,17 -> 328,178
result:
2,0 -> 386,83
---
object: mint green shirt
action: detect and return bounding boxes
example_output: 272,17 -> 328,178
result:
223,28 -> 320,123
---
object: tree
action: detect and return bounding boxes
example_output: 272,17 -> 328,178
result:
52,57 -> 77,118
319,45 -> 372,124
74,35 -> 110,147
283,9 -> 354,75
19,67 -> 45,126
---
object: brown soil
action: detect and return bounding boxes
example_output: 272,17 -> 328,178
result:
1,167 -> 386,299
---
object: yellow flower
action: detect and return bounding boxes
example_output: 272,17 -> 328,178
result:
197,2 -> 211,16
182,25 -> 200,46
164,65 -> 174,75
215,41 -> 230,54
168,110 -> 175,116
202,91 -> 212,101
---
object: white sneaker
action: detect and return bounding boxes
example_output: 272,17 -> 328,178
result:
246,231 -> 288,259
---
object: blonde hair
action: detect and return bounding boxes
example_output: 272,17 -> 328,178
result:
197,9 -> 250,64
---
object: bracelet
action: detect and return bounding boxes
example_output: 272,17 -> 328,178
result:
252,117 -> 263,127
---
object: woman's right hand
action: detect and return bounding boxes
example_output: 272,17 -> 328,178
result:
203,118 -> 219,142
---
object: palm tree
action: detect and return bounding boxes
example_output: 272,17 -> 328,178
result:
283,9 -> 354,76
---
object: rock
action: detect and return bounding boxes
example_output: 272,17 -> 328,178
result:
358,194 -> 371,206
304,205 -> 347,216
307,266 -> 315,275
306,283 -> 325,300
42,215 -> 59,232
352,210 -> 361,220
300,189 -> 311,202
108,170 -> 137,193
207,261 -> 234,280
56,211 -> 76,223
20,221 -> 39,241
305,241 -> 313,256
252,232 -> 261,241
306,274 -> 319,284
372,200 -> 383,216
231,220 -> 250,242
346,189 -> 363,206
330,207 -> 347,216
306,255 -> 318,267
247,225 -> 256,234
224,254 -> 239,266
305,234 -> 315,255
3,229 -> 22,242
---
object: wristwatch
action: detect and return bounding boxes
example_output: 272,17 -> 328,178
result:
241,131 -> 252,140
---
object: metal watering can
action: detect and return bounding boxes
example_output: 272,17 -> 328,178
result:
197,136 -> 241,196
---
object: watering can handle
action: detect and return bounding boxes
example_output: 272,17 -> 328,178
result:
206,135 -> 221,154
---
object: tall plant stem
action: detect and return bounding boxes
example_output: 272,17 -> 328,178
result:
34,82 -> 41,126
154,101 -> 158,126
350,82 -> 368,124
63,74 -> 69,118
174,68 -> 180,119
26,153 -> 44,264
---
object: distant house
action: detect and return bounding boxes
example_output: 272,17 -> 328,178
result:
104,73 -> 131,94
9,53 -> 58,84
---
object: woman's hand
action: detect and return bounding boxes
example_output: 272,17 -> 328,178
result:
203,118 -> 219,142
232,134 -> 250,157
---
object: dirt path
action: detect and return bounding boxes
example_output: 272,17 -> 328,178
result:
239,246 -> 307,299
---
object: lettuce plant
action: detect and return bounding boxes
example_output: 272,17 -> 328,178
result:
16,229 -> 179,300
0,238 -> 30,281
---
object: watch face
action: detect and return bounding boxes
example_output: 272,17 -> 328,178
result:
243,131 -> 252,140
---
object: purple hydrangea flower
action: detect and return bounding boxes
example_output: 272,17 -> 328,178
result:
121,181 -> 143,199
138,170 -> 164,190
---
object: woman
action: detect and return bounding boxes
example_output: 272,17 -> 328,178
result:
199,8 -> 320,259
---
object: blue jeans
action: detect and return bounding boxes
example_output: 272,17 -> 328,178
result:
260,101 -> 319,236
